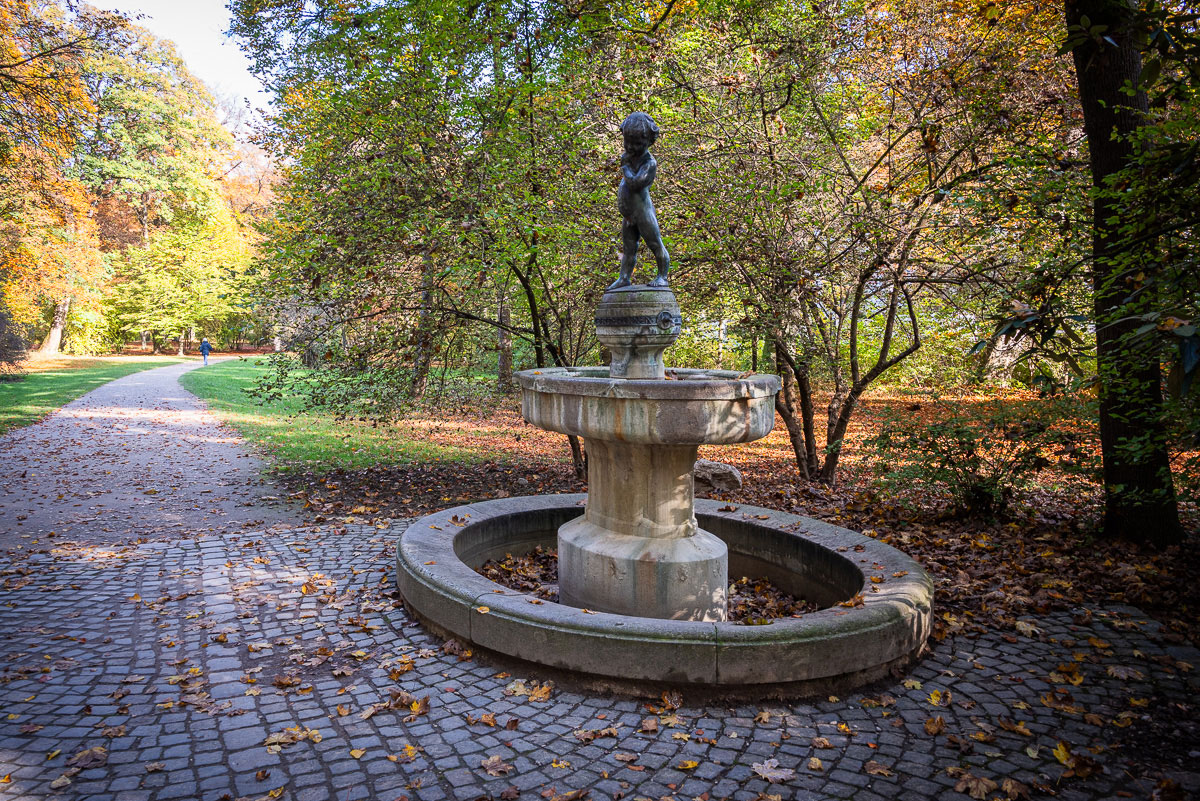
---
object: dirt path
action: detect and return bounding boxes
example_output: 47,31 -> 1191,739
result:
0,358 -> 298,551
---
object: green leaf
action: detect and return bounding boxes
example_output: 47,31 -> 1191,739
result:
1140,58 -> 1162,88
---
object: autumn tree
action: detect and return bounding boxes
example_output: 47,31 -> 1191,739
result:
0,0 -> 127,353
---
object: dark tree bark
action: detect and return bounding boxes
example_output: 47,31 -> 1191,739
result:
409,253 -> 437,398
496,283 -> 513,394
1066,0 -> 1182,545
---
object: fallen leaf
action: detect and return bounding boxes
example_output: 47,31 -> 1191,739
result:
807,757 -> 823,771
1106,665 -> 1144,681
865,760 -> 893,777
1002,778 -> 1031,800
145,762 -> 165,772
955,772 -> 998,800
481,755 -> 513,776
67,746 -> 107,768
752,758 -> 795,782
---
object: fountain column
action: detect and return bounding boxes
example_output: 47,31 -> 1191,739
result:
555,285 -> 729,622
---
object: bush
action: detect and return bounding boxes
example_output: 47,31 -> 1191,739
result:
63,307 -> 123,355
865,395 -> 1097,517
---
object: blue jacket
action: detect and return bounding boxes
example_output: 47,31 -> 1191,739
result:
199,341 -> 212,355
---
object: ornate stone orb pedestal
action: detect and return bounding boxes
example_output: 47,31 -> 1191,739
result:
595,285 -> 681,380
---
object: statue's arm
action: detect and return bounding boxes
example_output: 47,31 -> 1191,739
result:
626,156 -> 656,190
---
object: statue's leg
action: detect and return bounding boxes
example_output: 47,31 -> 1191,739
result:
607,221 -> 639,290
641,210 -> 670,287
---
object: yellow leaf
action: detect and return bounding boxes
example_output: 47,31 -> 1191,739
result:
1052,741 -> 1073,767
807,757 -> 823,771
678,760 -> 699,769
476,606 -> 490,614
350,749 -> 366,759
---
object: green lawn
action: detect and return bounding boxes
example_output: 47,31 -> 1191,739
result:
180,359 -> 487,471
0,357 -> 184,435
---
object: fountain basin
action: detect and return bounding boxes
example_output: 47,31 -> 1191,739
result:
394,495 -> 933,693
519,367 -> 779,445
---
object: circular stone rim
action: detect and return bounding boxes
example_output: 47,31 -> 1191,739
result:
516,366 -> 781,400
394,494 -> 933,691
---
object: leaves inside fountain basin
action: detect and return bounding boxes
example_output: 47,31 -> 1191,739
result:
477,546 -> 818,623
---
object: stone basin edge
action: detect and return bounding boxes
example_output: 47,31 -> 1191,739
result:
394,494 -> 933,690
516,366 -> 782,400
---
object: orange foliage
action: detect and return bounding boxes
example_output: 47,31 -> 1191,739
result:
0,0 -> 109,327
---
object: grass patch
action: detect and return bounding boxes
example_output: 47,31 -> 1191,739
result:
180,359 -> 491,471
0,356 -> 185,434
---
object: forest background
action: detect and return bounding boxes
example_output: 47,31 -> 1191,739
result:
0,0 -> 272,361
3,0 -> 1198,551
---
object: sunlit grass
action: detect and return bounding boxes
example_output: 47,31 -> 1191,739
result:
179,359 -> 493,471
0,357 -> 185,434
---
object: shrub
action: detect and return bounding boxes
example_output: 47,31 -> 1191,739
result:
865,394 -> 1097,517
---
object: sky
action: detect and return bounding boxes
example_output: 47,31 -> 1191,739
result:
99,0 -> 271,113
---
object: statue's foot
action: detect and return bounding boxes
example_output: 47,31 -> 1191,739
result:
647,274 -> 669,288
606,276 -> 632,291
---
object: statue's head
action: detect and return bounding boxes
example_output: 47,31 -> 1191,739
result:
620,112 -> 660,151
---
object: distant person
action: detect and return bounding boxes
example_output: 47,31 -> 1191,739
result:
200,338 -> 212,366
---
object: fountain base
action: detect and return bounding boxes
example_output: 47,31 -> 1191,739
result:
558,516 -> 727,621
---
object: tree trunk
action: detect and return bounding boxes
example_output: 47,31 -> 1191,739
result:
819,386 -> 864,484
150,330 -> 161,354
141,330 -> 149,351
410,253 -> 437,398
38,297 -> 70,355
568,435 -> 586,480
774,340 -> 820,477
496,283 -> 513,394
178,332 -> 186,357
971,336 -> 999,384
1066,0 -> 1181,545
773,341 -> 809,479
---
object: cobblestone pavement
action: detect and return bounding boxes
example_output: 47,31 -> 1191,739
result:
1,523 -> 1196,801
0,359 -> 295,551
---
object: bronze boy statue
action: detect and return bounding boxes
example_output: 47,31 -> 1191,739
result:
608,111 -> 670,290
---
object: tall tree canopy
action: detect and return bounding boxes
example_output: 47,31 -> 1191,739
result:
230,0 -> 1197,532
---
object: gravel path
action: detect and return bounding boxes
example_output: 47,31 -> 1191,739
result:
0,359 -> 295,551
0,363 -> 1196,800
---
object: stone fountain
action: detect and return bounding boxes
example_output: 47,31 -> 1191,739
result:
393,112 -> 932,693
521,286 -> 779,621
